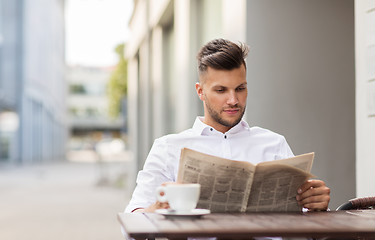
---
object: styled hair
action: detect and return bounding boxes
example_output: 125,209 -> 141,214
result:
196,38 -> 249,76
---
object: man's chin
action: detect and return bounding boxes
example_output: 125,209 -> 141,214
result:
219,117 -> 242,128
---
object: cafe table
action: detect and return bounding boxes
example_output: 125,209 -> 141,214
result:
117,210 -> 375,239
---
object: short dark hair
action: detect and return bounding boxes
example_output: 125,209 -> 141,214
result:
196,38 -> 249,76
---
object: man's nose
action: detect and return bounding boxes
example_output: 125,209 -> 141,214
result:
227,92 -> 239,105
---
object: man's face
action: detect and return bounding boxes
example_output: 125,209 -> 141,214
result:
196,64 -> 247,133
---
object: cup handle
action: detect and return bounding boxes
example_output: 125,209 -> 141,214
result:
156,186 -> 167,202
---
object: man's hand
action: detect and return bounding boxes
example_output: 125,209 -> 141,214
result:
132,201 -> 170,213
132,182 -> 176,213
296,179 -> 330,211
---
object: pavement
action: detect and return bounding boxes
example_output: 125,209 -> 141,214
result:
0,155 -> 135,240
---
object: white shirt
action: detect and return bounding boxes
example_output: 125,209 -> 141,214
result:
125,117 -> 294,212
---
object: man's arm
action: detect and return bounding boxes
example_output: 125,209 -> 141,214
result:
124,137 -> 176,213
296,179 -> 330,211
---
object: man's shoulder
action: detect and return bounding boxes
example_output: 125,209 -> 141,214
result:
154,128 -> 195,142
249,126 -> 286,139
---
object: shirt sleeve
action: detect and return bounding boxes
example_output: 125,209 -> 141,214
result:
276,136 -> 295,159
125,137 -> 174,212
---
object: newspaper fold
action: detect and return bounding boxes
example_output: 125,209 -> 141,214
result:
177,148 -> 315,212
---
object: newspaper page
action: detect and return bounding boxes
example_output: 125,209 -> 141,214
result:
246,153 -> 314,212
177,148 -> 314,213
258,152 -> 314,173
177,148 -> 255,212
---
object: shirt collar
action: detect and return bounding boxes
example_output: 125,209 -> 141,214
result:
192,117 -> 250,136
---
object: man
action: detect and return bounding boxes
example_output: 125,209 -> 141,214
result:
125,38 -> 330,213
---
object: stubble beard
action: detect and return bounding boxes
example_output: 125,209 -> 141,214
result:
206,102 -> 246,129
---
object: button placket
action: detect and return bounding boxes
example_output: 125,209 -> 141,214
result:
222,134 -> 231,158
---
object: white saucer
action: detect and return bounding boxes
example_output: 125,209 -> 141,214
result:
155,208 -> 211,218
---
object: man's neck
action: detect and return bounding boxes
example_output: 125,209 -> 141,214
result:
202,118 -> 231,134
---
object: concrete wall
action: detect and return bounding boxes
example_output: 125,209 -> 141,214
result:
246,0 -> 355,209
355,0 -> 375,197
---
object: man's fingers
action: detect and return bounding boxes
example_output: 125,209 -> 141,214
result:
297,179 -> 330,211
155,201 -> 170,209
303,201 -> 329,210
297,194 -> 330,205
298,179 -> 325,193
297,184 -> 330,201
297,195 -> 330,211
142,201 -> 170,212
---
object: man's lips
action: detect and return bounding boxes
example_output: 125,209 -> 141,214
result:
223,108 -> 240,114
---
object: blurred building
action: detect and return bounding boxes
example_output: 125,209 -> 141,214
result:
126,0 -> 375,208
0,0 -> 66,163
66,65 -> 125,153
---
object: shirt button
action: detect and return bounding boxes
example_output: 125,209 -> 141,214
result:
224,135 -> 227,139
210,128 -> 213,131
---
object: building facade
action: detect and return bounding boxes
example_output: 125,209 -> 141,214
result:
126,0 -> 374,209
0,0 -> 66,163
66,65 -> 125,152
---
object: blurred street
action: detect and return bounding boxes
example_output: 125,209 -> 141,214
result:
0,154 -> 134,240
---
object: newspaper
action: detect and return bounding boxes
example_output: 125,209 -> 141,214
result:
177,148 -> 315,213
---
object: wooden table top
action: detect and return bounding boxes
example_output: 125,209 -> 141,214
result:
118,210 -> 375,239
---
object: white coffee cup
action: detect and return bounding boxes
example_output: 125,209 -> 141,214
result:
156,183 -> 201,212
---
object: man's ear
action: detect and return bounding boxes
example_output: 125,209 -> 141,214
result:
195,82 -> 204,101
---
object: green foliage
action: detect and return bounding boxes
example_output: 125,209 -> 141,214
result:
107,43 -> 128,118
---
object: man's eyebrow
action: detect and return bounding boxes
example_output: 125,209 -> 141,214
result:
211,85 -> 227,89
236,83 -> 248,87
211,82 -> 247,89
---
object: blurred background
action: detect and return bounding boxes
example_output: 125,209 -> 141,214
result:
0,0 -> 133,239
1,0 -> 375,239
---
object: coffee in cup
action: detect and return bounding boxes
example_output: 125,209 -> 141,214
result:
156,183 -> 201,212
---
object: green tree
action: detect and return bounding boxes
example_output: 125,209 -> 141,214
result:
107,43 -> 127,118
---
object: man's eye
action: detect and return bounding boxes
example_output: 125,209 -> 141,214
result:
215,89 -> 224,93
236,87 -> 246,91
